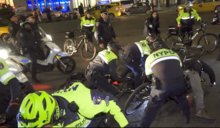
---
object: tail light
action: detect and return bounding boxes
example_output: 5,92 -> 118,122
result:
112,81 -> 118,85
120,7 -> 122,10
116,7 -> 119,11
12,6 -> 15,9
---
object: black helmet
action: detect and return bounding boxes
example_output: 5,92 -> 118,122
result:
107,41 -> 121,51
21,21 -> 31,27
86,10 -> 92,15
146,33 -> 157,41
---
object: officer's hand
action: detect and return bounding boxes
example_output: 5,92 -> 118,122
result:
100,44 -> 104,49
177,24 -> 181,27
6,103 -> 20,119
115,37 -> 119,41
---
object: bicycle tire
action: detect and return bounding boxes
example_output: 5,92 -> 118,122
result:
165,35 -> 182,51
63,39 -> 77,56
197,33 -> 218,53
123,83 -> 151,115
80,43 -> 97,61
115,83 -> 127,99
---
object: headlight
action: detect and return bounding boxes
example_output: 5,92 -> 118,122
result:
0,49 -> 8,59
178,6 -> 182,9
53,48 -> 60,52
46,34 -> 52,41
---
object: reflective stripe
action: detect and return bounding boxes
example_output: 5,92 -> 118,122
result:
83,24 -> 94,27
181,16 -> 194,20
146,68 -> 153,74
98,54 -> 108,64
84,120 -> 91,127
0,72 -> 14,83
135,42 -> 144,57
151,56 -> 181,68
144,51 -> 150,55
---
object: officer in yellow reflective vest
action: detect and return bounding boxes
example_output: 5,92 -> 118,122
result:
0,58 -> 21,119
176,2 -> 201,46
17,82 -> 129,127
80,10 -> 96,48
85,41 -> 127,96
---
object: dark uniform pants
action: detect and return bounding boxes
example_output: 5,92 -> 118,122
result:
86,32 -> 94,43
85,67 -> 118,96
26,51 -> 37,79
35,44 -> 46,60
181,26 -> 193,46
141,81 -> 190,127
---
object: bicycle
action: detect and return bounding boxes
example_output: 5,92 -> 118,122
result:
63,30 -> 97,61
123,46 -> 205,115
165,22 -> 218,53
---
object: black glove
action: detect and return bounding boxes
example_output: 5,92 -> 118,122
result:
6,103 -> 20,119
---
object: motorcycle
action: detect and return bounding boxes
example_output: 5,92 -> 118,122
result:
13,27 -> 76,74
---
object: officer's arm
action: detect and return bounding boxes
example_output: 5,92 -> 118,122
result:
145,56 -> 153,76
176,12 -> 182,25
92,17 -> 96,32
110,23 -> 116,38
94,21 -> 102,44
80,18 -> 84,30
194,10 -> 201,21
200,60 -> 216,85
103,93 -> 129,127
109,59 -> 124,82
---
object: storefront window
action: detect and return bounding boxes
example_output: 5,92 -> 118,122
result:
27,0 -> 32,10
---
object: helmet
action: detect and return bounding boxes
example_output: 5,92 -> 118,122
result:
151,41 -> 162,52
17,91 -> 57,127
107,41 -> 121,51
146,33 -> 157,41
21,21 -> 31,27
186,2 -> 193,7
86,10 -> 92,15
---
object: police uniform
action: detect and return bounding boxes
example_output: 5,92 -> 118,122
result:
121,40 -> 151,88
141,48 -> 190,127
50,82 -> 128,127
80,15 -> 96,43
85,49 -> 125,95
176,8 -> 201,46
94,9 -> 117,49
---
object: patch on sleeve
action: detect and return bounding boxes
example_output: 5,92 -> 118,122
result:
0,62 -> 4,69
93,95 -> 102,105
96,22 -> 99,26
19,33 -> 23,37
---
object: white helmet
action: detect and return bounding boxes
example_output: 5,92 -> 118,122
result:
186,1 -> 193,7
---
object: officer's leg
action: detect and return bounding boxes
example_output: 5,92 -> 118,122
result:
96,77 -> 118,96
127,60 -> 142,88
26,52 -> 37,80
141,87 -> 168,127
35,45 -> 46,60
187,27 -> 193,46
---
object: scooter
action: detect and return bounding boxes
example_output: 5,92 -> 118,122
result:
12,27 -> 76,74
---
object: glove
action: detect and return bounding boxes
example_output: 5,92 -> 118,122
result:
6,102 -> 20,119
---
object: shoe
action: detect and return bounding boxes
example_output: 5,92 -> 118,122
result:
196,109 -> 216,120
32,78 -> 41,84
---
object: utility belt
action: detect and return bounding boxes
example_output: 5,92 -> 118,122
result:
152,76 -> 184,87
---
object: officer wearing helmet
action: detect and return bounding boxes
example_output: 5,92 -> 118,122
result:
85,41 -> 127,96
140,47 -> 190,127
17,83 -> 129,127
119,34 -> 157,89
176,1 -> 201,47
16,21 -> 40,83
80,10 -> 96,48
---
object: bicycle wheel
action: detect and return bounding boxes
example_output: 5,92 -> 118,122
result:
197,33 -> 218,53
63,39 -> 77,56
165,35 -> 182,51
81,43 -> 97,61
123,83 -> 151,115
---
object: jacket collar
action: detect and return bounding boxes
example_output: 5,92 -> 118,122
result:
184,8 -> 193,13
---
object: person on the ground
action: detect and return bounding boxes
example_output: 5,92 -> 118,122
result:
119,35 -> 157,89
143,11 -> 160,37
85,41 -> 127,96
183,59 -> 216,120
16,21 -> 40,83
26,14 -> 46,60
44,7 -> 52,22
80,10 -> 96,48
0,58 -> 21,121
141,46 -> 190,127
8,14 -> 20,50
176,1 -> 201,46
17,82 -> 129,127
78,3 -> 84,17
94,9 -> 119,49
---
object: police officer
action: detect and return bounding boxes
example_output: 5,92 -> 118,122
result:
119,35 -> 157,88
27,14 -> 45,60
0,58 -> 20,120
8,14 -> 20,50
141,46 -> 190,127
85,42 -> 127,96
17,82 -> 129,127
176,2 -> 201,46
16,21 -> 40,83
94,9 -> 119,49
80,10 -> 96,48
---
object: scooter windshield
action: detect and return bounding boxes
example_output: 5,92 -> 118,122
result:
38,27 -> 47,38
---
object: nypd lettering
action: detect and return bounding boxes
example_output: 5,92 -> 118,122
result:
153,50 -> 175,58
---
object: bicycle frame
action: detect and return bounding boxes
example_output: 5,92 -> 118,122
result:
74,34 -> 87,50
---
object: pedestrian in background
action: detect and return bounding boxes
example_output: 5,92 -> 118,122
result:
44,7 -> 52,22
143,11 -> 160,37
79,3 -> 84,17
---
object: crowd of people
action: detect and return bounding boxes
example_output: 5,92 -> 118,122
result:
0,1 -> 217,127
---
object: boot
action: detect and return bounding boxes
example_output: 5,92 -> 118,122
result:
196,109 -> 216,120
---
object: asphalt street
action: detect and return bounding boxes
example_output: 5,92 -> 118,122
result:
37,8 -> 220,127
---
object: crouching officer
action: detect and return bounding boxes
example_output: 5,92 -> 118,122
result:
80,10 -> 96,48
17,82 -> 129,127
16,21 -> 40,83
85,41 -> 127,96
141,46 -> 190,127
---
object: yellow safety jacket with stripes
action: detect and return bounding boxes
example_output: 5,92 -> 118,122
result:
80,16 -> 96,32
